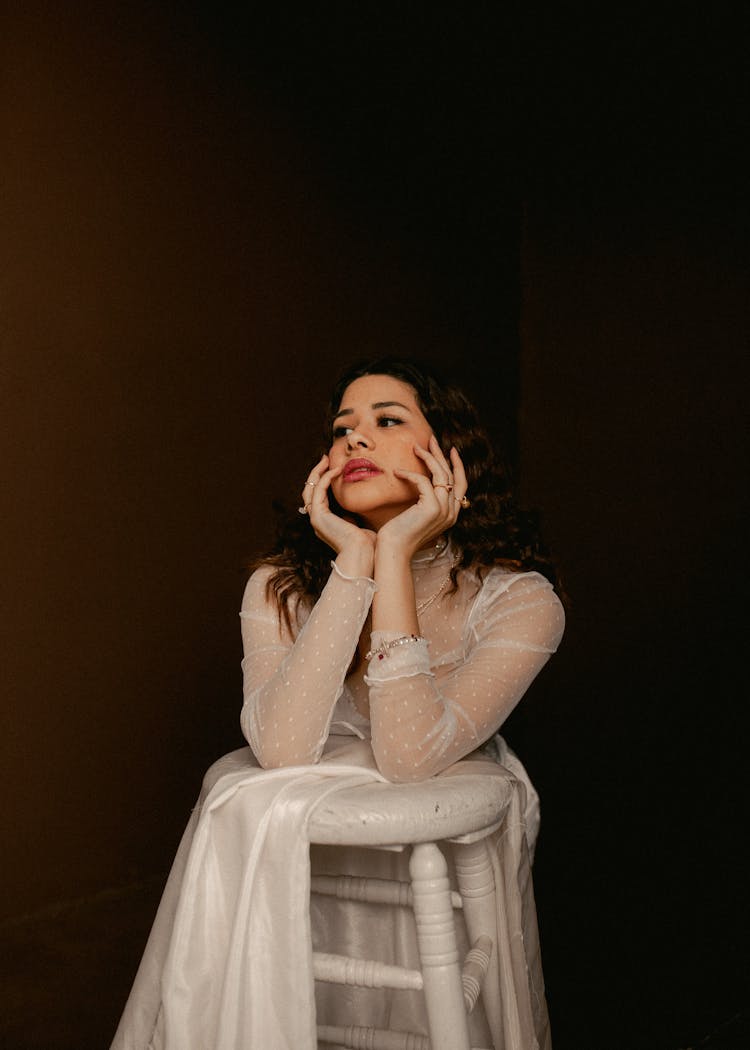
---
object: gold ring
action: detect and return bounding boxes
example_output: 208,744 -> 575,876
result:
434,483 -> 454,492
298,503 -> 313,515
304,480 -> 316,488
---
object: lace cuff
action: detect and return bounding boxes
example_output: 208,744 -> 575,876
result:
364,630 -> 433,684
330,560 -> 377,587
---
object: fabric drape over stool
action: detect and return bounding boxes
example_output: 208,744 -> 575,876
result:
111,741 -> 550,1050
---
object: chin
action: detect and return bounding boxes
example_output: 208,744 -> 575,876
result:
335,495 -> 379,519
333,479 -> 417,521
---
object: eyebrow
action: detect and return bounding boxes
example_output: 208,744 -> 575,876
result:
333,400 -> 412,421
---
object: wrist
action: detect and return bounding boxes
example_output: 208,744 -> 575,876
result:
373,534 -> 416,569
335,540 -> 375,579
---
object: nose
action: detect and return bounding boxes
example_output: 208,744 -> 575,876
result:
346,427 -> 373,451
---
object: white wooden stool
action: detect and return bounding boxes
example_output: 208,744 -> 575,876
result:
308,773 -> 513,1050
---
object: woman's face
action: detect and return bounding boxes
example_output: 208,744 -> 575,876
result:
328,374 -> 435,530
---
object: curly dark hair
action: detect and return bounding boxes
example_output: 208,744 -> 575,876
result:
252,357 -> 559,631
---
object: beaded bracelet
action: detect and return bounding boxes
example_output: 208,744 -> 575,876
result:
365,634 -> 426,662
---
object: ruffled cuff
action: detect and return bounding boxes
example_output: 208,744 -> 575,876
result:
364,630 -> 433,684
330,560 -> 377,587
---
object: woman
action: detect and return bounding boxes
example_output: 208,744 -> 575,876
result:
112,358 -> 564,1050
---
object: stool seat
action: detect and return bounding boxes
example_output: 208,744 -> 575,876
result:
308,772 -> 514,848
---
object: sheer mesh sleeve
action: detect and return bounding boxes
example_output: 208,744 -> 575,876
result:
364,571 -> 564,782
240,562 -> 376,767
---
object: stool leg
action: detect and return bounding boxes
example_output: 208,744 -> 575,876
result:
409,842 -> 471,1050
454,840 -> 504,1050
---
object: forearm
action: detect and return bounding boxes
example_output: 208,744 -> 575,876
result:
367,538 -> 445,778
371,538 -> 419,637
241,554 -> 375,767
365,573 -> 565,782
366,652 -> 470,782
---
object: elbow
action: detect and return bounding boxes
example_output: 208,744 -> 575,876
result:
243,731 -> 274,770
241,700 -> 325,769
251,743 -> 322,770
383,766 -> 432,784
372,746 -> 435,784
252,747 -> 284,771
375,762 -> 421,784
372,709 -> 459,783
242,712 -> 322,769
246,730 -> 323,770
240,702 -> 263,762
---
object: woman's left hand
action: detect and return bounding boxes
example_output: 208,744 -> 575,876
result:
376,437 -> 469,557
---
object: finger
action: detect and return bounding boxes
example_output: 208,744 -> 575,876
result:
394,467 -> 452,509
416,439 -> 450,471
393,466 -> 442,495
449,447 -> 468,499
308,465 -> 342,514
315,464 -> 342,495
428,434 -> 453,475
300,455 -> 330,504
414,443 -> 453,487
307,454 -> 328,479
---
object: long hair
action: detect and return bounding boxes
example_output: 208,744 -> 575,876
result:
252,357 -> 559,631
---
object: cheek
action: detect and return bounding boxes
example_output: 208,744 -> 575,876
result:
389,450 -> 428,482
402,433 -> 432,473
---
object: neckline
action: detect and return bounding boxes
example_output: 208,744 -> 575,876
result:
410,536 -> 453,568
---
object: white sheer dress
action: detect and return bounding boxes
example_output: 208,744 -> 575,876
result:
111,543 -> 564,1050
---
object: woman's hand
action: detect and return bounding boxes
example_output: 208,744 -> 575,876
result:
300,455 -> 376,570
376,437 -> 469,558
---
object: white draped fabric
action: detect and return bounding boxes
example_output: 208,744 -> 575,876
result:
111,741 -> 550,1050
112,746 -> 384,1049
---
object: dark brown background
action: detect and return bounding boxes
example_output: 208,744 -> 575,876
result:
2,6 -> 747,1048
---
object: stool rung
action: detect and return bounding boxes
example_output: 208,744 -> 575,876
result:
313,951 -> 423,991
311,874 -> 463,909
317,1024 -> 492,1050
317,1023 -> 428,1049
461,935 -> 493,1012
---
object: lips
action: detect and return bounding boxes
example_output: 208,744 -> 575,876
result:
342,458 -> 383,482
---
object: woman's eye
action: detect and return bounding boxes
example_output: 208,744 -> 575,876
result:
332,425 -> 352,439
377,416 -> 403,428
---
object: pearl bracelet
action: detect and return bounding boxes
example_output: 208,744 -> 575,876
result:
365,634 -> 426,662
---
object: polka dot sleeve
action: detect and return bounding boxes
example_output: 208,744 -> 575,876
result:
239,562 -> 376,767
364,571 -> 565,782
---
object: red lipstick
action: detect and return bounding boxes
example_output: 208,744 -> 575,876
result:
342,458 -> 383,482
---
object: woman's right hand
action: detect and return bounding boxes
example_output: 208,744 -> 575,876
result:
301,455 -> 376,571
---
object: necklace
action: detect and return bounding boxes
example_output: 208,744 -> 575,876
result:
412,536 -> 448,564
416,568 -> 453,615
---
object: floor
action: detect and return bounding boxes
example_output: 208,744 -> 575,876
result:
0,878 -> 747,1050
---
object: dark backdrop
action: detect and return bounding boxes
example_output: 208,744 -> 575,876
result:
2,7 -> 747,1049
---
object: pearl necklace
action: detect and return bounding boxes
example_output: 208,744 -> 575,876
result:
412,537 -> 453,615
415,561 -> 455,615
416,573 -> 451,614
